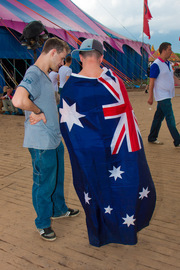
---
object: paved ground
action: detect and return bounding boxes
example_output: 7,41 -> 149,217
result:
0,89 -> 179,270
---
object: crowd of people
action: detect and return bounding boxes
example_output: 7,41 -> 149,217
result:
1,37 -> 178,246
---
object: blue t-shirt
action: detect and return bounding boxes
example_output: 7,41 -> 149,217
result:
19,65 -> 61,150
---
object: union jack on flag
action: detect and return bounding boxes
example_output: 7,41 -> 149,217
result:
98,70 -> 141,154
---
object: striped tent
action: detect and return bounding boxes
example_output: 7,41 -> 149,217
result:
0,0 -> 150,88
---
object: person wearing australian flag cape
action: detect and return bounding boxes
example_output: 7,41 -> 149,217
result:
59,39 -> 156,247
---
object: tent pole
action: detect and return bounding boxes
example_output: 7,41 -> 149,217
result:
141,35 -> 144,86
13,58 -> 16,83
141,0 -> 145,86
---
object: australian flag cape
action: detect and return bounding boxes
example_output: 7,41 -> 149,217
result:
59,68 -> 156,247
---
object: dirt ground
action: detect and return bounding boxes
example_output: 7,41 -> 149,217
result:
0,88 -> 179,270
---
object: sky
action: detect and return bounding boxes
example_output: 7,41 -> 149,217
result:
72,0 -> 180,53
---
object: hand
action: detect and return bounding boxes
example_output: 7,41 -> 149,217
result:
29,112 -> 47,125
147,97 -> 153,105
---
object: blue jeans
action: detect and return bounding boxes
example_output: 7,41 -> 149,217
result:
148,99 -> 180,146
28,141 -> 68,229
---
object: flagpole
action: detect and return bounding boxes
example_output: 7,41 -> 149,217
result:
141,0 -> 152,86
141,0 -> 145,86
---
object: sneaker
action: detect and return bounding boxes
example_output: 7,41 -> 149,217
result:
52,208 -> 80,220
37,227 -> 56,241
149,140 -> 164,145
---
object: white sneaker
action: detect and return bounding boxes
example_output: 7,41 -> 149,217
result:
149,140 -> 164,145
51,208 -> 80,219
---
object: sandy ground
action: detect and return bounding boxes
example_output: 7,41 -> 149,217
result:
0,88 -> 179,270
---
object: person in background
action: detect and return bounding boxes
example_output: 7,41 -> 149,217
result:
49,70 -> 60,104
49,70 -> 59,92
12,37 -> 79,242
58,55 -> 72,94
148,42 -> 180,147
0,86 -> 16,115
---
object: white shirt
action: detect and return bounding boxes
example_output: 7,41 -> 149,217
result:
49,71 -> 59,92
59,65 -> 72,88
152,59 -> 175,101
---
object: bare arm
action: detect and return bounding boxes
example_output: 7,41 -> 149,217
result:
12,86 -> 39,112
0,96 -> 6,100
147,78 -> 156,105
12,86 -> 46,124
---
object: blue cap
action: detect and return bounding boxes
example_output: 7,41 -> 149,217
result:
71,39 -> 103,59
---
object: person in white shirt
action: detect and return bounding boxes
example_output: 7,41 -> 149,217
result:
49,70 -> 60,104
148,42 -> 180,147
49,71 -> 59,92
58,55 -> 72,93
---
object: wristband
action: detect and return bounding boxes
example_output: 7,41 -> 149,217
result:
34,109 -> 43,115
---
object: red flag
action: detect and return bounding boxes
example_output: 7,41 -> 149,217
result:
143,0 -> 152,39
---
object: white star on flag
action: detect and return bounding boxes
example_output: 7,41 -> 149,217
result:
109,166 -> 124,181
122,214 -> 136,227
104,205 -> 113,214
84,192 -> 91,205
139,187 -> 150,200
60,99 -> 85,131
